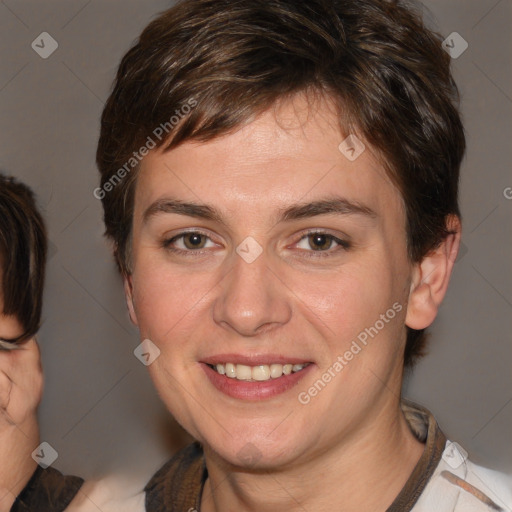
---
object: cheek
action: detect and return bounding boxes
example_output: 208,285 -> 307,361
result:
291,261 -> 397,342
0,313 -> 24,338
130,259 -> 215,343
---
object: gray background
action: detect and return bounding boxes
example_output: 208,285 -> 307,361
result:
0,0 -> 510,484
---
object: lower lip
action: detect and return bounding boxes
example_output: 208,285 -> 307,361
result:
201,363 -> 314,401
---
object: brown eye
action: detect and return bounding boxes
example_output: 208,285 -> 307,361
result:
163,230 -> 218,254
294,232 -> 350,257
307,233 -> 334,251
182,233 -> 207,249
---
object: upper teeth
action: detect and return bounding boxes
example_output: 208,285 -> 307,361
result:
213,363 -> 308,381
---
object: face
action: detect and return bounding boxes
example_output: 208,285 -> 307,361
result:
126,95 -> 419,470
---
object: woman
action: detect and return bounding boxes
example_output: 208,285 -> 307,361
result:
93,0 -> 512,510
0,173 -> 83,512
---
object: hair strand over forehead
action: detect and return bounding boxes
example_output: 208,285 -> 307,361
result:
0,173 -> 47,341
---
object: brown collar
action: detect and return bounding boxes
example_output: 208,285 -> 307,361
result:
386,399 -> 447,511
144,400 -> 446,512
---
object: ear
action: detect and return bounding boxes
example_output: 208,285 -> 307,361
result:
405,215 -> 462,330
123,274 -> 139,326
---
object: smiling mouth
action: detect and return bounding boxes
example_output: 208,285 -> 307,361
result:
207,362 -> 311,382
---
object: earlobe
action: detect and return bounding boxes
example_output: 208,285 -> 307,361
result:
123,275 -> 139,326
405,215 -> 462,330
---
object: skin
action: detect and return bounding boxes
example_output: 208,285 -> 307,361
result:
124,93 -> 461,512
0,291 -> 42,512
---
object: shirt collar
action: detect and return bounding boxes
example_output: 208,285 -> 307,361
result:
386,399 -> 447,511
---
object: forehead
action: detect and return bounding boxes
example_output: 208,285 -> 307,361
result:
134,95 -> 403,225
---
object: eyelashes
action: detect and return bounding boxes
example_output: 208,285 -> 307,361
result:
162,229 -> 351,259
295,231 -> 351,256
164,231 -> 215,252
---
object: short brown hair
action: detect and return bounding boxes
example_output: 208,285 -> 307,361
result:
0,173 -> 47,343
96,0 -> 465,366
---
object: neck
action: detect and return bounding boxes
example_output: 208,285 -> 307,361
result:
200,398 -> 425,512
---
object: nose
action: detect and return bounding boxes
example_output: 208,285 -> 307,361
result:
212,247 -> 292,337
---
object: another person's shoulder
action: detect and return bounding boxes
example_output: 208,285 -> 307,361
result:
11,466 -> 83,512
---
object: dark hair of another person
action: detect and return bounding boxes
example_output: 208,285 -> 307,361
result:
0,173 -> 47,343
96,0 -> 466,367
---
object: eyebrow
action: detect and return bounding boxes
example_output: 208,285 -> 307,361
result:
143,196 -> 377,226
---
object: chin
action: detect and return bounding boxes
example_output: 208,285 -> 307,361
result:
200,426 -> 305,471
